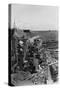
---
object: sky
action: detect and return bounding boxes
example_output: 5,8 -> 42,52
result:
11,4 -> 58,30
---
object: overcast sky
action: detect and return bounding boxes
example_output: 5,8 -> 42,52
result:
11,4 -> 58,30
